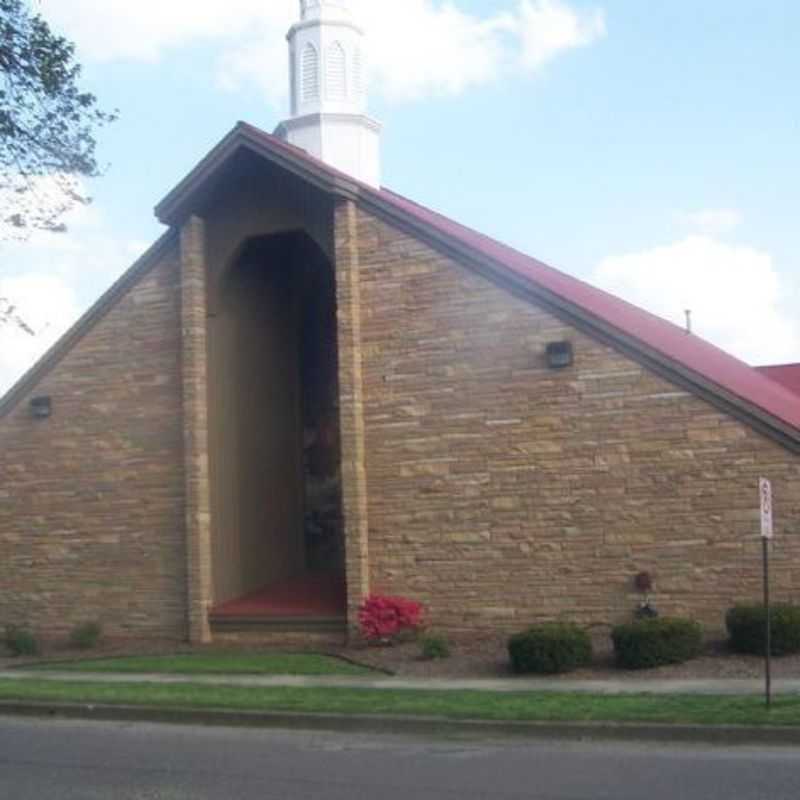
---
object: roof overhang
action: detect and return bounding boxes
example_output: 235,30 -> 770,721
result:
155,122 -> 364,227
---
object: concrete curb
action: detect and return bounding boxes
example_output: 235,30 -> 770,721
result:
2,701 -> 800,746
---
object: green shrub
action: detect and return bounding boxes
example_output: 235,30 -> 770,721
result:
726,604 -> 800,656
508,623 -> 592,675
4,625 -> 39,657
69,621 -> 103,651
612,617 -> 702,670
420,634 -> 451,660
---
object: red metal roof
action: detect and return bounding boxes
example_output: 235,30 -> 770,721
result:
756,364 -> 800,397
376,186 -> 800,432
164,123 -> 800,436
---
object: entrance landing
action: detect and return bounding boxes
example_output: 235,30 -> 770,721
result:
210,573 -> 346,621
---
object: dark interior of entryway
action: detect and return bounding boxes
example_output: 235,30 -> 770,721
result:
207,231 -> 345,623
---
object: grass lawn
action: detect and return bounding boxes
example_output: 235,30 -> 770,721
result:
28,653 -> 375,677
1,679 -> 798,727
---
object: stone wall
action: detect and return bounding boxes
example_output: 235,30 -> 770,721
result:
0,244 -> 187,639
351,206 -> 800,635
3,188 -> 798,645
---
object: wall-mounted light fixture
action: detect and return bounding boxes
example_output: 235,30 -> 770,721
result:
545,341 -> 573,369
29,396 -> 52,419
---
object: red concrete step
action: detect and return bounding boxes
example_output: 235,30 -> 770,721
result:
210,572 -> 346,620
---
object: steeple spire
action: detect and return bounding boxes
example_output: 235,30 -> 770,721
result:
275,0 -> 381,187
300,0 -> 351,20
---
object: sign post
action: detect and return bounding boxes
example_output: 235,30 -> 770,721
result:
759,477 -> 773,709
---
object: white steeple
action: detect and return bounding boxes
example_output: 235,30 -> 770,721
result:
299,0 -> 350,21
275,0 -> 381,187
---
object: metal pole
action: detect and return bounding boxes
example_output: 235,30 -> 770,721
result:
763,537 -> 771,709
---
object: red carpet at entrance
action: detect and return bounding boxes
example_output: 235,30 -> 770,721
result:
211,573 -> 346,618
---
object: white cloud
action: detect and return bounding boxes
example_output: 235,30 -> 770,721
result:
40,0 -> 606,104
592,235 -> 800,366
517,0 -> 606,70
0,274 -> 82,391
39,0 -> 287,63
0,201 -> 147,395
357,1 -> 514,100
679,208 -> 743,236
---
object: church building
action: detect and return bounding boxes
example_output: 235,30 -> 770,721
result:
1,0 -> 798,644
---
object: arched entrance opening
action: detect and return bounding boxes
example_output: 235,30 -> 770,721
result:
207,231 -> 345,627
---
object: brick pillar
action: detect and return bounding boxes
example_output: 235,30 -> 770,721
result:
334,199 -> 370,636
180,215 -> 213,643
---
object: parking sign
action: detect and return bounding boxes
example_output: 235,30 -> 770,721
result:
760,478 -> 773,539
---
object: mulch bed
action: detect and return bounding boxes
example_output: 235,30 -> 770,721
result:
342,631 -> 800,681
3,631 -> 800,681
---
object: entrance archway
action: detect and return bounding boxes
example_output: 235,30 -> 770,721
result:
207,231 -> 345,624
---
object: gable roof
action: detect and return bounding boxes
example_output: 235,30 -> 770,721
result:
757,364 -> 800,397
0,231 -> 178,418
159,122 -> 800,447
4,121 -> 799,453
380,187 -> 800,441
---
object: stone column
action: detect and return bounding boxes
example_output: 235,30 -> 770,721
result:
180,215 -> 213,643
334,199 -> 370,636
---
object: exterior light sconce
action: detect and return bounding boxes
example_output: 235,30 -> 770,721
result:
546,341 -> 573,369
29,396 -> 52,419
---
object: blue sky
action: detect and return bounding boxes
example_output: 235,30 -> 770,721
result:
1,0 -> 798,391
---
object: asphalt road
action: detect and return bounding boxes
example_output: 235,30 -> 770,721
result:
1,716 -> 799,799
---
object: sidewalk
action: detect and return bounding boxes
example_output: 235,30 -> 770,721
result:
3,668 -> 800,745
1,669 -> 797,696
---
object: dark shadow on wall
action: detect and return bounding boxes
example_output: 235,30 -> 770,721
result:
207,231 -> 344,606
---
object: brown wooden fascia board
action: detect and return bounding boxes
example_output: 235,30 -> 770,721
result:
237,127 -> 361,198
234,123 -> 363,199
154,129 -> 244,225
155,125 -> 360,226
0,230 -> 179,419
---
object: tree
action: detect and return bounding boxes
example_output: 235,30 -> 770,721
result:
0,0 -> 116,238
0,296 -> 33,332
1,0 -> 115,335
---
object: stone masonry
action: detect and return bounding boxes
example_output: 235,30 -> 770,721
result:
180,216 -> 213,643
334,199 -> 372,630
1,183 -> 798,644
348,205 -> 800,635
0,242 -> 187,639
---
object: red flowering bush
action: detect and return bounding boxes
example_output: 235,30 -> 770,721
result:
358,595 -> 423,642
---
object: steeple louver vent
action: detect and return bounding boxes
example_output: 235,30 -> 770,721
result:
326,42 -> 347,101
353,46 -> 364,95
302,44 -> 319,102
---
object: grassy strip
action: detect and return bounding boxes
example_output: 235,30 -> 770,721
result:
28,654 -> 374,677
1,679 -> 799,726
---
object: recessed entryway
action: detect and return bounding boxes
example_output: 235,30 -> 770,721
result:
206,231 -> 345,630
